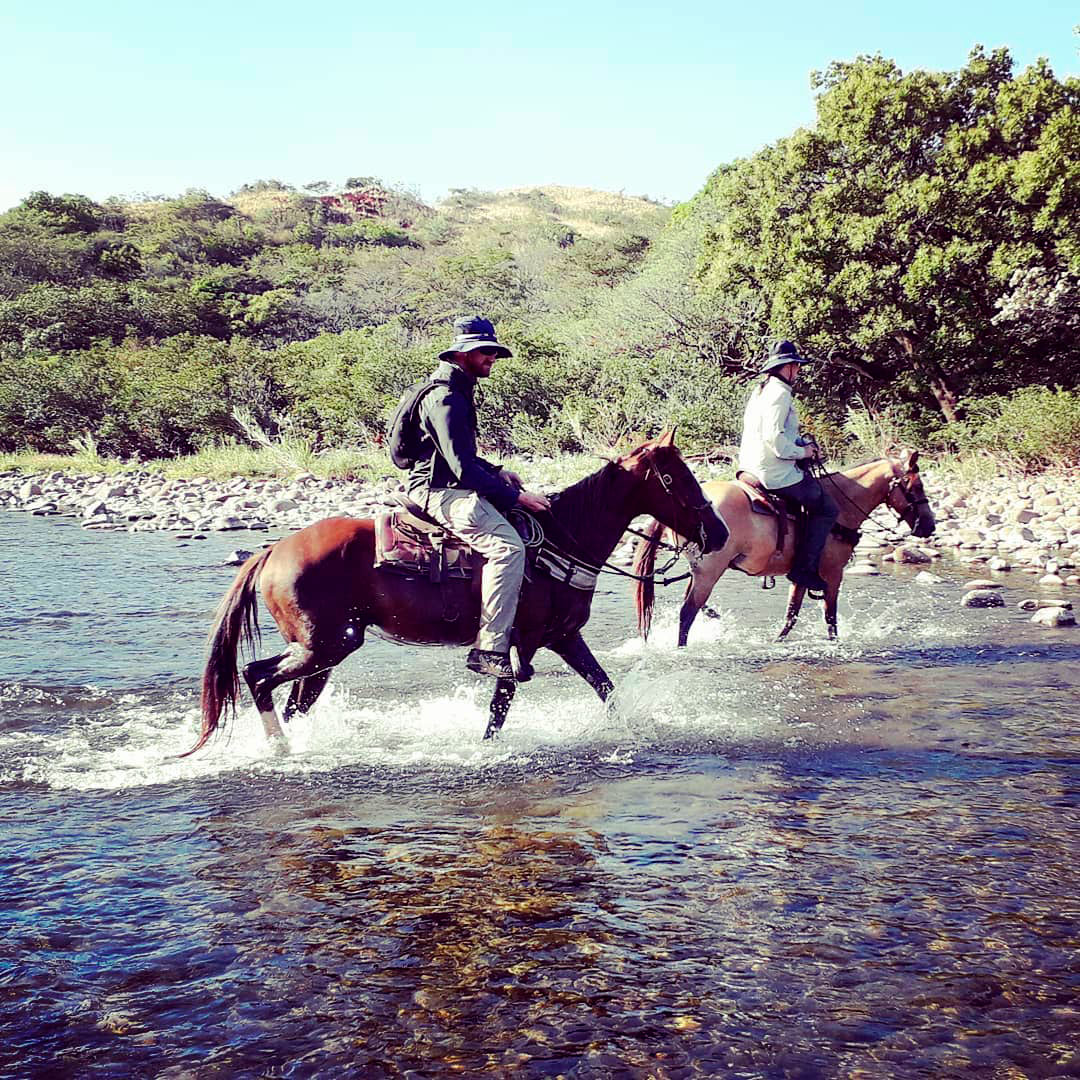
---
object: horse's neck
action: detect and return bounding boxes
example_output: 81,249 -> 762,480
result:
549,464 -> 634,564
830,460 -> 895,524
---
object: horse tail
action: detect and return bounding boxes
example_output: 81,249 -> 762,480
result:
180,547 -> 273,757
632,520 -> 666,640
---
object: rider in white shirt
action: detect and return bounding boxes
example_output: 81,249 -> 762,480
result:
738,341 -> 838,592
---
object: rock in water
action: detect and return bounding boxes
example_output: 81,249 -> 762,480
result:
224,549 -> 254,566
1031,607 -> 1076,627
962,590 -> 1005,608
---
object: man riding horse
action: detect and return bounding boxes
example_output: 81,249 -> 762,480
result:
738,340 -> 838,593
393,315 -> 551,680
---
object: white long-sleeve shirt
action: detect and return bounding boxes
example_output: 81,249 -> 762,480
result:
737,376 -> 811,489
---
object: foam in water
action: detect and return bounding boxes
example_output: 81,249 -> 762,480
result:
1,583 -> 979,792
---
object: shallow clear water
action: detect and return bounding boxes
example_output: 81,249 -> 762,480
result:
2,513 -> 1078,1078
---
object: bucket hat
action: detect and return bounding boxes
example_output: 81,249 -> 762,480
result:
759,340 -> 811,374
438,316 -> 512,361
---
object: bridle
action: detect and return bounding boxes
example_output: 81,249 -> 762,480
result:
817,461 -> 930,542
648,459 -> 714,553
886,471 -> 930,531
525,452 -> 711,587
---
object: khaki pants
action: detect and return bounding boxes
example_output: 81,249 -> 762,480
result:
422,488 -> 525,653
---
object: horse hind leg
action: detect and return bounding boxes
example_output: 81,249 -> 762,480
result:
242,643 -> 323,744
283,669 -> 333,723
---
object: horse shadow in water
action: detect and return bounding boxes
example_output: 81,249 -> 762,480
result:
634,450 -> 936,646
183,432 -> 729,755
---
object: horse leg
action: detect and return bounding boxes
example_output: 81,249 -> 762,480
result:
778,584 -> 807,640
824,584 -> 841,640
483,677 -> 517,741
283,669 -> 332,723
548,631 -> 614,702
678,570 -> 723,647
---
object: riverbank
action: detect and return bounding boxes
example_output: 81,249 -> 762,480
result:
2,459 -> 1078,588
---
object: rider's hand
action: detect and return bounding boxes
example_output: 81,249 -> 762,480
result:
500,468 -> 524,489
516,490 -> 551,513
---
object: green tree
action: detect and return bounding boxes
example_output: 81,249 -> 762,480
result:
697,48 -> 1080,422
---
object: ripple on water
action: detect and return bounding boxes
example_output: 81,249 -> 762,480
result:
2,513 -> 1079,1077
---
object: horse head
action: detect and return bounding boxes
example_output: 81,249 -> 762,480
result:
620,430 -> 730,554
887,450 -> 936,538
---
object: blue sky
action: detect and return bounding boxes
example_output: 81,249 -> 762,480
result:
1,0 -> 1076,212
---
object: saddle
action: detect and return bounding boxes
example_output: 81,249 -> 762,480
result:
734,471 -> 804,556
374,494 -> 599,593
374,494 -> 478,583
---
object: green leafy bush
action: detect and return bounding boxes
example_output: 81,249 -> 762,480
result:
938,386 -> 1080,468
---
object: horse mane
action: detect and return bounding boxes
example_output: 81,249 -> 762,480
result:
548,459 -> 622,537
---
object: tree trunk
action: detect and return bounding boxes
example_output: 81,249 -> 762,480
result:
894,332 -> 963,422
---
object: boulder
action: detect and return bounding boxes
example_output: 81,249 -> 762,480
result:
211,515 -> 245,531
1039,573 -> 1066,587
223,549 -> 254,566
847,562 -> 880,576
962,590 -> 1005,608
963,579 -> 1002,590
1031,607 -> 1076,627
914,571 -> 944,585
1017,598 -> 1039,611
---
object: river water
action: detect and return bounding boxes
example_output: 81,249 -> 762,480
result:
2,512 -> 1078,1078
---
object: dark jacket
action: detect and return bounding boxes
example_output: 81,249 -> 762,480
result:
407,361 -> 520,513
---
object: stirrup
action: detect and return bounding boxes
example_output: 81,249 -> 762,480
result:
762,576 -> 776,590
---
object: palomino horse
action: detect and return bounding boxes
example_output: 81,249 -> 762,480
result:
184,432 -> 729,754
634,450 -> 935,645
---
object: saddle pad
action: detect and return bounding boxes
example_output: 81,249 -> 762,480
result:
374,511 -> 475,580
534,547 -> 598,592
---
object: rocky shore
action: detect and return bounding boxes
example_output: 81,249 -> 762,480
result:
3,464 -> 1077,625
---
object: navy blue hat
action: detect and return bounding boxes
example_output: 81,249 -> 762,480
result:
438,315 -> 512,361
760,340 -> 811,374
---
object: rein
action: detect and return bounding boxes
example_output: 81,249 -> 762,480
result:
526,460 -> 702,587
533,506 -> 689,586
813,462 -> 925,544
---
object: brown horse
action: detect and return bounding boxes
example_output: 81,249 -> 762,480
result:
185,432 -> 729,755
634,450 -> 936,645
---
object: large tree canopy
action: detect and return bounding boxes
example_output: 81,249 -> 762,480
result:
696,47 -> 1080,421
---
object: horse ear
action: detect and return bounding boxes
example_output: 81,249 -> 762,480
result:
907,450 -> 920,471
658,428 -> 677,447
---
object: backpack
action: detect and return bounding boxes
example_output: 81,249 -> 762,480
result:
387,377 -> 447,469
